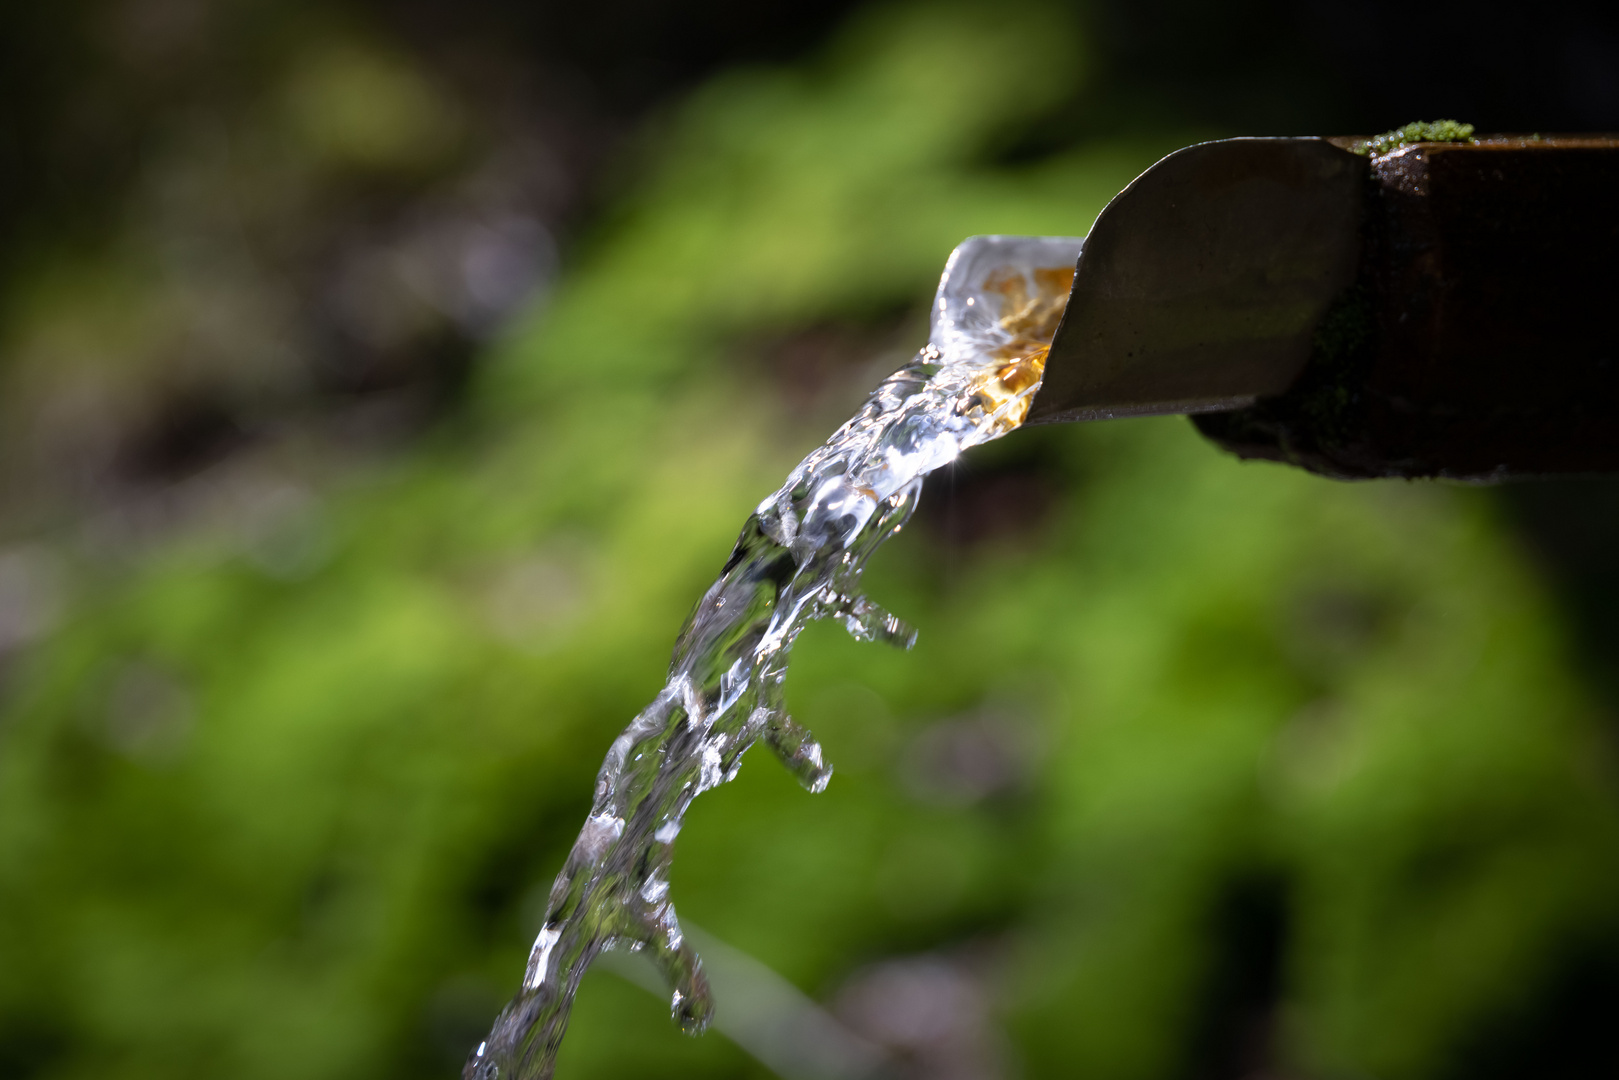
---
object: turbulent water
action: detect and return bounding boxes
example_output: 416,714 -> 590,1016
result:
465,234 -> 1083,1080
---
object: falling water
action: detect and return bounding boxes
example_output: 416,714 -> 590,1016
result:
465,234 -> 1083,1079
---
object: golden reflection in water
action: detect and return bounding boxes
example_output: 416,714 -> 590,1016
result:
968,264 -> 1074,432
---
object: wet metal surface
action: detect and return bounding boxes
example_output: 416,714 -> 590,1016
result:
1030,133 -> 1619,480
1197,135 -> 1619,480
1029,138 -> 1364,424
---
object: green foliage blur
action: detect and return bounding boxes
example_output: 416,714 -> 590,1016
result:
3,3 -> 1618,1079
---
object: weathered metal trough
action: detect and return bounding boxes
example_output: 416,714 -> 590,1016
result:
1029,133 -> 1619,480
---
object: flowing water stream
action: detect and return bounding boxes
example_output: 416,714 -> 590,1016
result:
465,234 -> 1083,1079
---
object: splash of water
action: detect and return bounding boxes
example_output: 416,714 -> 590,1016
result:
465,234 -> 1082,1080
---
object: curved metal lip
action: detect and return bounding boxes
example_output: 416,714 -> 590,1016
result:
1051,394 -> 1261,423
1028,136 -> 1368,424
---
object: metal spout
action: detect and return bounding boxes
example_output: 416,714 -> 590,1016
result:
1028,133 -> 1619,481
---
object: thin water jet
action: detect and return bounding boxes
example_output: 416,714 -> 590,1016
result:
465,234 -> 1081,1080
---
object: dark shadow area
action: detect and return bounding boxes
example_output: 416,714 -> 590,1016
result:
1443,939 -> 1619,1079
0,1015 -> 69,1080
1500,478 -> 1619,711
1082,0 -> 1619,138
914,429 -> 1069,555
1184,874 -> 1291,1080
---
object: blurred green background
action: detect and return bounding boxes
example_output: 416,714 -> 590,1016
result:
2,2 -> 1619,1078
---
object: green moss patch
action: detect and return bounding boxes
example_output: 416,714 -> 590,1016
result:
1356,119 -> 1476,156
